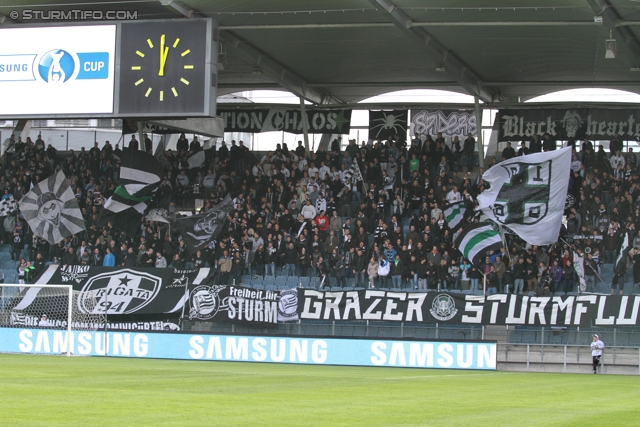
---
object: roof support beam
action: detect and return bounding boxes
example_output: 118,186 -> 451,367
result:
587,0 -> 640,67
220,21 -> 603,30
220,31 -> 341,105
157,0 -> 340,104
368,0 -> 500,103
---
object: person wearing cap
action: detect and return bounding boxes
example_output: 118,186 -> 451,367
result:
591,334 -> 605,374
38,314 -> 51,327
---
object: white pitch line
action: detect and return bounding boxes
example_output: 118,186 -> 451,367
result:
380,372 -> 512,380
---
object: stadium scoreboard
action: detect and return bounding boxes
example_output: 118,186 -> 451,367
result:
0,19 -> 218,118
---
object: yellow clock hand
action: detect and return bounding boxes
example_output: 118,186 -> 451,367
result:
159,35 -> 169,76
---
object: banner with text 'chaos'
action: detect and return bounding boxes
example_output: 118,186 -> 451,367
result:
218,108 -> 351,134
297,289 -> 640,327
496,108 -> 640,141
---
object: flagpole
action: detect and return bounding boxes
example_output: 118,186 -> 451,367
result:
558,237 -> 606,291
497,225 -> 511,265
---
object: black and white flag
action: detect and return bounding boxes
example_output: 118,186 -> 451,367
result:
176,195 -> 234,250
19,171 -> 86,244
476,147 -> 571,246
341,160 -> 363,185
0,195 -> 18,217
146,208 -> 170,223
368,110 -> 408,141
99,150 -> 164,228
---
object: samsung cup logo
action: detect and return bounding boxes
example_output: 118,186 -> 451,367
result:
278,289 -> 298,321
430,294 -> 458,322
37,49 -> 76,83
189,285 -> 224,320
78,269 -> 161,315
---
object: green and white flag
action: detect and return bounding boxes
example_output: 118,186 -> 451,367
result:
99,150 -> 164,228
476,147 -> 571,245
454,222 -> 502,266
444,202 -> 466,230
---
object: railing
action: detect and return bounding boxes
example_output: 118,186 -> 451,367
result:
499,343 -> 640,374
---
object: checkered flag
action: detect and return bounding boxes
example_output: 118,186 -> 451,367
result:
0,196 -> 18,217
342,160 -> 363,186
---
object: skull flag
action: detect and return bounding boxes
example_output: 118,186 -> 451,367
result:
476,147 -> 571,246
19,171 -> 86,244
176,195 -> 234,250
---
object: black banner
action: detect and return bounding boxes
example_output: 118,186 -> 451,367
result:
218,108 -> 352,134
35,266 -> 284,327
368,110 -> 408,141
187,284 -> 279,326
122,119 -> 177,135
297,289 -> 640,327
497,108 -> 640,141
410,109 -> 477,137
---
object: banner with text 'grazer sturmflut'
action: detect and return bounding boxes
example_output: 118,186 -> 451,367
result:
297,289 -> 640,327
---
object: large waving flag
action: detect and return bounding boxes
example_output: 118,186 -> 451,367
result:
444,202 -> 466,230
99,150 -> 164,228
476,146 -> 571,245
19,171 -> 85,244
454,222 -> 502,266
176,195 -> 234,250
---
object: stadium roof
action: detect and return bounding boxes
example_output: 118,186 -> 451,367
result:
3,0 -> 640,106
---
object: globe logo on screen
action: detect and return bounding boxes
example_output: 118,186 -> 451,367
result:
37,49 -> 75,83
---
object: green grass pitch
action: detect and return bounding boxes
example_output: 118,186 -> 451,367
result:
1,354 -> 639,426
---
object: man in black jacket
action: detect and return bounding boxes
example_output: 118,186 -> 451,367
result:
353,247 -> 368,287
463,133 -> 475,172
501,142 -> 516,160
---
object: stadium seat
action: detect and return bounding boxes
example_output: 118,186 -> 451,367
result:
547,332 -> 566,345
338,326 -> 354,336
253,284 -> 265,291
301,325 -> 317,335
330,286 -> 342,291
263,276 -> 275,285
628,334 -> 640,347
329,277 -> 337,287
251,275 -> 264,286
352,325 -> 366,337
266,284 -> 277,291
286,276 -> 299,287
298,277 -> 311,288
553,291 -> 565,297
343,287 -> 354,291
509,330 -> 523,343
413,327 -> 434,340
521,331 -> 538,344
240,274 -> 251,284
449,289 -> 462,293
346,277 -> 356,287
316,324 -> 333,336
275,276 -> 287,285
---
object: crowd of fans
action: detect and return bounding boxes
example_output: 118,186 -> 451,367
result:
1,129 -> 638,295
